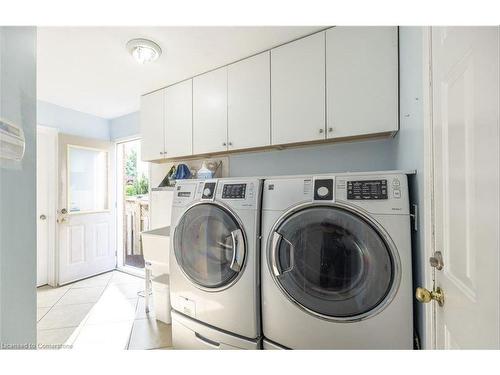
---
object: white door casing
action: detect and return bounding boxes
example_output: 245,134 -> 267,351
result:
57,134 -> 116,285
430,26 -> 499,349
36,126 -> 58,287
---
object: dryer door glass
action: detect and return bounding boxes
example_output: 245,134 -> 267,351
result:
174,203 -> 244,288
272,206 -> 395,319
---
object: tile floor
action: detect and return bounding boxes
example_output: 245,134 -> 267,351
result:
37,270 -> 172,350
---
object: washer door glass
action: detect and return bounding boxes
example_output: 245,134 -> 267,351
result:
271,206 -> 395,319
174,204 -> 245,289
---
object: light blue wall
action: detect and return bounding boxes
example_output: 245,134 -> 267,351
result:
229,138 -> 397,176
38,100 -> 110,140
109,111 -> 140,140
0,26 -> 37,347
393,26 -> 426,347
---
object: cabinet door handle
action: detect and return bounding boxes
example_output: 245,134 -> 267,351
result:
328,127 -> 333,133
319,128 -> 324,134
228,142 -> 233,146
222,142 -> 227,147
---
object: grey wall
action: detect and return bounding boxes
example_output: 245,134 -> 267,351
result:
38,100 -> 110,140
0,26 -> 37,347
109,111 -> 140,140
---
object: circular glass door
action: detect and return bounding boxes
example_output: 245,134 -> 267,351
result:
270,205 -> 397,320
174,203 -> 245,289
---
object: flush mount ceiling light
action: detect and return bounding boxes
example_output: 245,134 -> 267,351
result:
126,38 -> 162,64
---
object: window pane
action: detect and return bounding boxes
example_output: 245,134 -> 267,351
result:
68,146 -> 108,212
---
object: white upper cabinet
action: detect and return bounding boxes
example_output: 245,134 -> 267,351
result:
193,67 -> 228,155
326,27 -> 398,139
140,89 -> 165,161
271,32 -> 326,145
141,27 -> 401,162
228,51 -> 271,150
165,79 -> 193,158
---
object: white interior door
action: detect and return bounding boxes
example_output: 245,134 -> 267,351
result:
430,26 -> 499,349
36,126 -> 57,287
57,134 -> 116,285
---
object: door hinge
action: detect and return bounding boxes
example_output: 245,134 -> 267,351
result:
410,204 -> 418,232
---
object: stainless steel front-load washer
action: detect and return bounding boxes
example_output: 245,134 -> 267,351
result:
170,178 -> 262,349
261,171 -> 413,349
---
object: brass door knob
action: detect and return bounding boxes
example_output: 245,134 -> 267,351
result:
416,286 -> 444,306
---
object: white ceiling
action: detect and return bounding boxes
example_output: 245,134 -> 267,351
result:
37,26 -> 324,119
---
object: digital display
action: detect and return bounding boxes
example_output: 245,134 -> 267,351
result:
222,183 -> 246,199
347,180 -> 388,200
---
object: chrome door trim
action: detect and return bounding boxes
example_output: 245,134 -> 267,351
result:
229,228 -> 245,272
172,200 -> 248,292
270,231 -> 295,277
270,231 -> 282,277
266,201 -> 402,323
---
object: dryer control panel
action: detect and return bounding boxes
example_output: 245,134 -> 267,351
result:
347,180 -> 388,200
222,183 -> 246,199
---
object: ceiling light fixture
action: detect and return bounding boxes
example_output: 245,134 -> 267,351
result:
126,38 -> 162,64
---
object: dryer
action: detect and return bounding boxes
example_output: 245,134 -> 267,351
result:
170,177 -> 262,349
261,172 -> 413,349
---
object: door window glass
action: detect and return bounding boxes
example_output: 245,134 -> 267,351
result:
68,146 -> 109,213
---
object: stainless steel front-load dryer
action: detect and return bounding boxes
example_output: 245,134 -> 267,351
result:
170,178 -> 262,349
261,172 -> 413,349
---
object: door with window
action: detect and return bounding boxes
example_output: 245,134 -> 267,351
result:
57,134 -> 116,285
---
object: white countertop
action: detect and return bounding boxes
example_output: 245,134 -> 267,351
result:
141,226 -> 170,237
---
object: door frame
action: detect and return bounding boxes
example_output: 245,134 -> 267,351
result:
37,125 -> 59,287
421,26 -> 436,350
114,134 -> 145,277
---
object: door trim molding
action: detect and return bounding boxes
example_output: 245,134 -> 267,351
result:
37,125 -> 59,287
422,26 -> 436,350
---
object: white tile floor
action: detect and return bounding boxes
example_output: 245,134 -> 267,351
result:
37,271 -> 172,350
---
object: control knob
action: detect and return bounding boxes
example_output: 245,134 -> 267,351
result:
317,186 -> 329,197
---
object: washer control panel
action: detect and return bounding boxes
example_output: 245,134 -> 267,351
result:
347,180 -> 388,200
222,183 -> 247,199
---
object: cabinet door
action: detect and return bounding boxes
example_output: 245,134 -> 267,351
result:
140,89 -> 165,161
271,32 -> 326,145
228,51 -> 271,150
326,27 -> 398,139
165,79 -> 193,158
193,67 -> 228,154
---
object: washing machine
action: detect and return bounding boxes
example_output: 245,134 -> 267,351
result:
170,177 -> 262,349
261,172 -> 413,349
